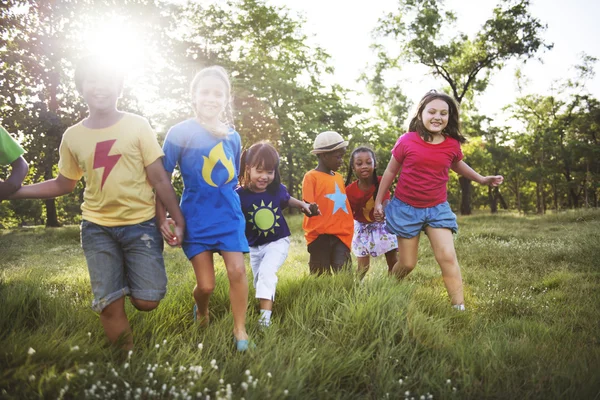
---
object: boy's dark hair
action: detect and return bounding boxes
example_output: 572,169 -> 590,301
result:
408,90 -> 466,144
74,55 -> 125,93
344,146 -> 379,200
239,141 -> 281,195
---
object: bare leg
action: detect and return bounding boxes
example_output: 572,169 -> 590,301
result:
384,249 -> 398,274
259,299 -> 273,311
221,251 -> 248,341
190,251 -> 216,326
357,256 -> 370,278
424,227 -> 464,306
99,297 -> 132,350
130,298 -> 160,312
391,235 -> 419,279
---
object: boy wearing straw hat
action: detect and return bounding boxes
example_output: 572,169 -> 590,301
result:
302,131 -> 354,274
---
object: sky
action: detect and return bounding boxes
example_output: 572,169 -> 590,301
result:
269,0 -> 600,127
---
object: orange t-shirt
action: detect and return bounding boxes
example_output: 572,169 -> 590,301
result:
301,169 -> 354,249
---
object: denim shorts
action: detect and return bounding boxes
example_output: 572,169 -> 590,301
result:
80,218 -> 167,313
385,197 -> 458,239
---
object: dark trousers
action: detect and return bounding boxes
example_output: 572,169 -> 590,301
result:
307,234 -> 351,275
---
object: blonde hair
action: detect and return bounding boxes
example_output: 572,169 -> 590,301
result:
190,66 -> 235,138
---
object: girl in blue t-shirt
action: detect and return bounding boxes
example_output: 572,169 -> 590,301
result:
236,141 -> 318,328
157,66 -> 252,351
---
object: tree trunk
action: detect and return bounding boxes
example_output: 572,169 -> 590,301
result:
287,150 -> 295,214
497,190 -> 508,209
488,186 -> 498,214
536,181 -> 543,214
459,176 -> 472,215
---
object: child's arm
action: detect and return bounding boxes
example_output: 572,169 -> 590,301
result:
374,157 -> 401,222
8,173 -> 77,199
146,159 -> 185,247
451,161 -> 503,186
0,156 -> 28,199
289,196 -> 320,217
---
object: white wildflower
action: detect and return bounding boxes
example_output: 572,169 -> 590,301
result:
27,348 -> 36,356
267,372 -> 272,378
241,382 -> 248,391
283,390 -> 289,396
28,375 -> 35,382
70,345 -> 79,352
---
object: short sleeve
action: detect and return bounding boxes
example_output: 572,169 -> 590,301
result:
57,133 -> 83,181
138,119 -> 164,167
162,126 -> 185,173
454,142 -> 464,164
279,184 -> 291,209
391,135 -> 406,164
0,125 -> 25,165
302,172 -> 316,204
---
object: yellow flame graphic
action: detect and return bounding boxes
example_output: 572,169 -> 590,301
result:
362,197 -> 375,222
202,142 -> 235,187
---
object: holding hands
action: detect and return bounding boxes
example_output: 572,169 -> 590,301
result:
159,217 -> 184,247
373,202 -> 384,222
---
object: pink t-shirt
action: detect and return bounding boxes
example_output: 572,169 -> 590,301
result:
392,131 -> 463,208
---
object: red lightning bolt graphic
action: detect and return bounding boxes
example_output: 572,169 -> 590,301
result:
93,140 -> 122,190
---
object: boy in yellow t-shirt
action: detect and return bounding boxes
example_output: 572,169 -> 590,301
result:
0,125 -> 29,199
302,131 -> 354,274
10,56 -> 185,350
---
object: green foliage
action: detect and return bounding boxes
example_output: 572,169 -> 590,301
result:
1,212 -> 599,398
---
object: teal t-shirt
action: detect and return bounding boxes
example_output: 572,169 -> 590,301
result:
0,125 -> 24,166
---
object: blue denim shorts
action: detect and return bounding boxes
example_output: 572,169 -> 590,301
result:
385,197 -> 458,239
80,218 -> 167,313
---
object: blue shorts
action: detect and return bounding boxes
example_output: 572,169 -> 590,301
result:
385,197 -> 458,239
80,218 -> 167,313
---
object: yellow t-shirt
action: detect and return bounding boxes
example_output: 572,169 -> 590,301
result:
58,113 -> 164,226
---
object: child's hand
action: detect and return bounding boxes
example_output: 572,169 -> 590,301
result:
301,201 -> 320,217
482,175 -> 504,187
373,202 -> 384,222
159,218 -> 179,247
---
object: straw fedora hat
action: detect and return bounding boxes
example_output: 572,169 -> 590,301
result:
311,131 -> 349,154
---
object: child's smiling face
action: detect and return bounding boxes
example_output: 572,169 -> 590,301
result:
421,98 -> 449,134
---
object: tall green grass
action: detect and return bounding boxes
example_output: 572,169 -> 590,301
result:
0,210 -> 599,399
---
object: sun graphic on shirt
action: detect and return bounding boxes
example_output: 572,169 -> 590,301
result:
248,200 -> 281,237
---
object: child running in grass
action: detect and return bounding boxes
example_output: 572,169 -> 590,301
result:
236,141 -> 317,328
156,66 -> 253,351
345,146 -> 397,277
9,56 -> 185,350
302,131 -> 354,275
0,124 -> 29,200
374,90 -> 503,310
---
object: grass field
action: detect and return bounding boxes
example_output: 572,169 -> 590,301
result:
1,210 -> 599,399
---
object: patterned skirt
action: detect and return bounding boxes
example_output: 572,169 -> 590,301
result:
351,220 -> 398,258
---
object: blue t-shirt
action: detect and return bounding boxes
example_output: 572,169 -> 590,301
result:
163,119 -> 249,258
236,184 -> 291,247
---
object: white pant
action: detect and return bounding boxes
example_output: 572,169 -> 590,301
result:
249,237 -> 290,301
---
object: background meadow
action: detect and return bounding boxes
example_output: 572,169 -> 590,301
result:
1,210 -> 599,399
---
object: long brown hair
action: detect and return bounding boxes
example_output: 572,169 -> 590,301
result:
408,90 -> 466,144
239,141 -> 281,194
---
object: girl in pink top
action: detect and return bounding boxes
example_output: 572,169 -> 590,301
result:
374,90 -> 503,310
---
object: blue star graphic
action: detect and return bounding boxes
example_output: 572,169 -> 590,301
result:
325,182 -> 349,214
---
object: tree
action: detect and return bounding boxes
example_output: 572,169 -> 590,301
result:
373,0 -> 551,214
0,0 -> 179,226
180,0 -> 361,199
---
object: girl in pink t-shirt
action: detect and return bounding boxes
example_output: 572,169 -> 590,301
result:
374,91 -> 503,310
